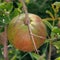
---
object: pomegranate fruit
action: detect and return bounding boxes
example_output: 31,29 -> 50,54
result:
7,13 -> 47,52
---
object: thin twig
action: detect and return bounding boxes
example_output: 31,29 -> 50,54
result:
32,34 -> 45,40
42,17 -> 60,21
28,25 -> 39,54
19,0 -> 39,54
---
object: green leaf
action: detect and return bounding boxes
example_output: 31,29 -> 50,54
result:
17,2 -> 22,8
53,41 -> 60,50
52,27 -> 60,34
11,54 -> 17,60
31,53 -> 40,60
31,53 -> 45,60
0,2 -> 13,12
55,57 -> 60,60
10,8 -> 21,19
43,20 -> 53,30
0,27 -> 4,32
53,2 -> 60,7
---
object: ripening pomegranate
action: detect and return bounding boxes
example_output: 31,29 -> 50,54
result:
7,13 -> 47,52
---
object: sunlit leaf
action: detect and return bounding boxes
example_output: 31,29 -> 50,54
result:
43,20 -> 53,30
52,27 -> 60,34
31,53 -> 45,60
55,57 -> 60,60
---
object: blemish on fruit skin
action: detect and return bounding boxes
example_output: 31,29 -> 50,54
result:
8,13 -> 47,52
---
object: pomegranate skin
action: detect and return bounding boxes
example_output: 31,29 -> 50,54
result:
7,13 -> 47,52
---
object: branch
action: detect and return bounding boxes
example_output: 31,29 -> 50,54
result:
19,0 -> 39,54
48,41 -> 51,60
1,26 -> 8,60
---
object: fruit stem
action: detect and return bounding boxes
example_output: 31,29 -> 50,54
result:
19,0 -> 30,25
19,0 -> 39,54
